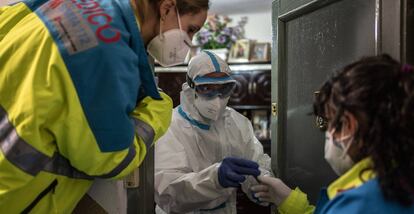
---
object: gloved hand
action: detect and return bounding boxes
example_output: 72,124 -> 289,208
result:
131,92 -> 173,145
218,157 -> 260,188
250,176 -> 292,205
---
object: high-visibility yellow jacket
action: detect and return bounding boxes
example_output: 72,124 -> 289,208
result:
0,1 -> 172,213
277,158 -> 414,214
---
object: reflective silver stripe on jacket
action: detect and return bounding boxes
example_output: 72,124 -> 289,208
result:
134,119 -> 155,149
0,107 -> 136,179
98,145 -> 136,179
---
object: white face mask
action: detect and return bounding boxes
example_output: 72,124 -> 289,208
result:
324,130 -> 355,175
194,96 -> 229,121
147,8 -> 192,67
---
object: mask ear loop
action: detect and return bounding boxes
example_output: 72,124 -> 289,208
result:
175,7 -> 197,49
328,126 -> 352,159
159,16 -> 165,41
341,136 -> 354,159
176,7 -> 183,31
338,123 -> 358,159
175,7 -> 187,50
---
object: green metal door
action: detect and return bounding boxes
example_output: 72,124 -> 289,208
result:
271,0 -> 413,203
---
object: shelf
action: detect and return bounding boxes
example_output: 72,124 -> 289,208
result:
155,63 -> 271,73
229,105 -> 271,110
155,61 -> 270,67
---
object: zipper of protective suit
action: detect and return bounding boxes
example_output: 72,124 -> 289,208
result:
21,179 -> 58,213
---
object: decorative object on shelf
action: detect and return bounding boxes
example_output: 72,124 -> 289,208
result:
250,42 -> 271,62
228,39 -> 253,63
195,15 -> 247,61
205,48 -> 229,62
252,110 -> 269,140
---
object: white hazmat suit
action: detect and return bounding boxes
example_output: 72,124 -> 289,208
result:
154,51 -> 273,214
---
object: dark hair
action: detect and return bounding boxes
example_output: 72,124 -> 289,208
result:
135,0 -> 209,23
140,0 -> 210,16
314,54 -> 414,205
176,0 -> 210,15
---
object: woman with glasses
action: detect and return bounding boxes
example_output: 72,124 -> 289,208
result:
251,55 -> 414,213
154,51 -> 273,214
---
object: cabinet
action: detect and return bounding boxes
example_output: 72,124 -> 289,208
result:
229,71 -> 271,107
156,72 -> 186,107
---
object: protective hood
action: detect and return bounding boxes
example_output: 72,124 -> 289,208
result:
187,51 -> 236,87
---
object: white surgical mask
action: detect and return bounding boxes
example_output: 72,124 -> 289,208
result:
324,130 -> 354,175
194,96 -> 229,121
147,8 -> 192,67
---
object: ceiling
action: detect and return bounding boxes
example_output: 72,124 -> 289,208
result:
209,0 -> 272,14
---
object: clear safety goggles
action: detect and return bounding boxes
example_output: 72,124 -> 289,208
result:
195,82 -> 236,99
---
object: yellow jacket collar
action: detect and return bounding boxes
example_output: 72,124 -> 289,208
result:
327,158 -> 376,199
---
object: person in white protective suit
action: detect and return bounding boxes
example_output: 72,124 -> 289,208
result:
154,51 -> 273,214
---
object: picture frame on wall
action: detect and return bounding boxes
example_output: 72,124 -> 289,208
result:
228,39 -> 252,63
250,42 -> 270,62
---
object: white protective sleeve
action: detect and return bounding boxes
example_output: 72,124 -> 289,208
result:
154,131 -> 234,213
240,137 -> 273,206
237,116 -> 273,206
155,109 -> 273,213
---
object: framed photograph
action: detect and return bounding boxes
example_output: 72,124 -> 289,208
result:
251,110 -> 269,140
228,39 -> 252,63
250,42 -> 270,62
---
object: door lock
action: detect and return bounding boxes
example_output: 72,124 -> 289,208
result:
272,103 -> 278,116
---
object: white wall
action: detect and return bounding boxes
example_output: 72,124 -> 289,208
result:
227,11 -> 272,43
209,0 -> 272,43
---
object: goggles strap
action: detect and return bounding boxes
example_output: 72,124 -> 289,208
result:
186,75 -> 195,88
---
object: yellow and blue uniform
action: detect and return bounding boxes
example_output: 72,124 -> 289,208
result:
0,0 -> 172,213
277,158 -> 414,214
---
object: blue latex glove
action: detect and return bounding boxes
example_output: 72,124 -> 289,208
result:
218,157 -> 260,188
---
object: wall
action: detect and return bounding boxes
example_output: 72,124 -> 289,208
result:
209,0 -> 272,43
227,11 -> 272,43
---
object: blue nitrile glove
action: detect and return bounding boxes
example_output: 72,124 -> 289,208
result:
218,157 -> 260,188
